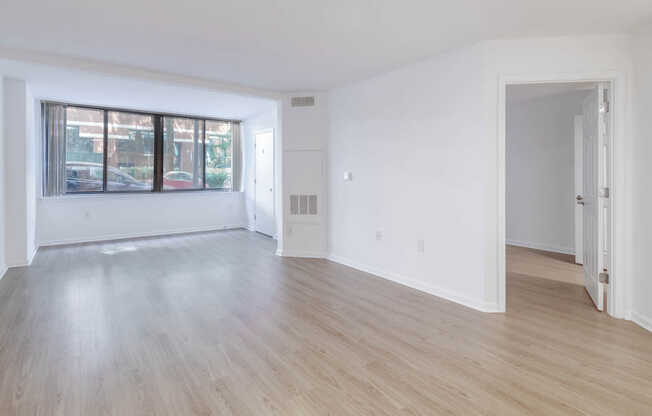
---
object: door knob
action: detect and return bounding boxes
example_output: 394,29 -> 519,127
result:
576,195 -> 584,205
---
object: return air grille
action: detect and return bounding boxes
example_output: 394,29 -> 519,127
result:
290,96 -> 315,107
290,194 -> 318,215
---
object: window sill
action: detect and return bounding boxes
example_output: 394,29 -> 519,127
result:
40,189 -> 242,201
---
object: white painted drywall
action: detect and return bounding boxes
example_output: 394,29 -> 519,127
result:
631,28 -> 652,332
32,104 -> 249,246
243,109 -> 278,234
280,92 -> 328,257
328,35 -> 633,314
0,64 -> 273,249
328,44 -> 491,310
38,192 -> 246,246
506,89 -> 589,254
3,78 -> 37,266
0,76 -> 5,278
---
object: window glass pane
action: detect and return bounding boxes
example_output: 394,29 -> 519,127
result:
106,112 -> 154,192
65,107 -> 104,193
205,121 -> 232,190
163,117 -> 204,190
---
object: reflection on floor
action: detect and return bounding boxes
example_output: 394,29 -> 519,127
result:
507,244 -> 584,286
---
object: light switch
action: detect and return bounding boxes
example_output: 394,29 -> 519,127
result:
343,171 -> 353,181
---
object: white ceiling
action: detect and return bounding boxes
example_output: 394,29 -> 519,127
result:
0,59 -> 276,120
1,0 -> 651,91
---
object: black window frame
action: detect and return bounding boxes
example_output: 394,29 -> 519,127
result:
44,101 -> 239,195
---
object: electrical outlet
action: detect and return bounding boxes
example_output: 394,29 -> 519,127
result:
376,230 -> 383,241
417,239 -> 425,253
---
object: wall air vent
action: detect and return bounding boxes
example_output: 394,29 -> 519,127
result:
291,96 -> 315,107
290,194 -> 318,215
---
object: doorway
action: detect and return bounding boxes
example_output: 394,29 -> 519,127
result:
504,81 -> 612,313
254,129 -> 275,237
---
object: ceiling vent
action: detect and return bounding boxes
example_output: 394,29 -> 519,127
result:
291,96 -> 315,107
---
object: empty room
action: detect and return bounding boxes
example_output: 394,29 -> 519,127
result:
1,1 -> 652,415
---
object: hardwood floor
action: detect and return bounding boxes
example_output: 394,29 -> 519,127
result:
0,230 -> 650,415
507,244 -> 584,286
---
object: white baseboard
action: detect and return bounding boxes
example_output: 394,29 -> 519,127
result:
631,311 -> 652,333
506,239 -> 575,255
27,245 -> 38,266
39,224 -> 247,247
6,247 -> 37,268
0,264 -> 7,281
276,249 -> 326,258
327,253 -> 501,313
245,224 -> 256,232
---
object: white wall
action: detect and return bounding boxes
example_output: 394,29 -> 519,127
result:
0,57 -> 278,250
38,192 -> 246,245
0,76 -> 5,278
3,78 -> 37,266
506,90 -> 587,254
280,93 -> 328,257
328,44 -> 492,311
631,28 -> 652,332
328,35 -> 634,314
30,100 -> 250,246
243,109 -> 278,234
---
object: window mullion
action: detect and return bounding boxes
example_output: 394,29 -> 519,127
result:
102,110 -> 108,192
203,120 -> 207,189
154,115 -> 163,192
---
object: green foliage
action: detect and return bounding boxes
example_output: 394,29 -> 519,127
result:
206,171 -> 229,188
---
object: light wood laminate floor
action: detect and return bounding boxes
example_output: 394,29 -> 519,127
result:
0,230 -> 650,415
507,244 -> 584,286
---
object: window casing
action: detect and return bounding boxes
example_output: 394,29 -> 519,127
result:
43,102 -> 239,195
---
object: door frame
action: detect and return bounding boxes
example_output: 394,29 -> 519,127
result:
498,72 -> 626,318
573,115 -> 583,265
254,128 -> 276,238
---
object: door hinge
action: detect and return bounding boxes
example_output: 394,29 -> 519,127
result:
599,187 -> 609,198
254,179 -> 256,184
599,272 -> 609,284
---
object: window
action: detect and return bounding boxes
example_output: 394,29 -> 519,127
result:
163,117 -> 204,190
42,102 -> 241,196
107,111 -> 155,192
205,120 -> 232,190
65,107 -> 104,193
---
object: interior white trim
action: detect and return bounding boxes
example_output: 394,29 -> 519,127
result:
328,253 -> 501,313
39,224 -> 247,247
6,244 -> 38,268
498,71 -> 627,319
0,265 -> 7,281
276,249 -> 326,258
506,239 -> 575,255
631,311 -> 652,333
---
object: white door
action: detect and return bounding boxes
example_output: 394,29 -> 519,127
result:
573,116 -> 583,265
255,130 -> 275,237
580,84 -> 609,311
